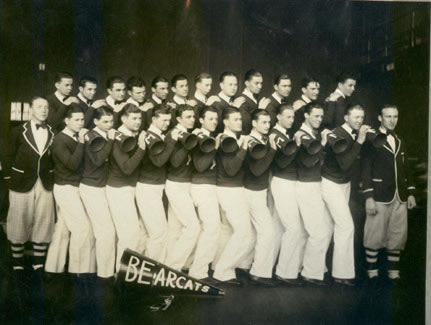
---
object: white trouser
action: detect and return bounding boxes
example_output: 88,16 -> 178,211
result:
47,184 -> 96,274
79,184 -> 116,278
106,185 -> 142,272
296,181 -> 333,280
213,186 -> 254,281
136,182 -> 167,262
211,208 -> 232,270
272,177 -> 308,279
164,180 -> 200,271
245,188 -> 275,278
321,177 -> 355,279
189,183 -> 221,279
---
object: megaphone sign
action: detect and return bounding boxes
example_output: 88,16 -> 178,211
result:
118,249 -> 225,297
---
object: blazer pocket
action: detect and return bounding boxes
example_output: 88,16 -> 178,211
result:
372,178 -> 383,182
11,167 -> 24,174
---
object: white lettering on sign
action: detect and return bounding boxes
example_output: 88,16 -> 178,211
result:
153,267 -> 166,286
137,260 -> 155,285
125,256 -> 140,282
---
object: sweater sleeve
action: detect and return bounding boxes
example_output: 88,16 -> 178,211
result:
84,106 -> 96,128
169,143 -> 189,168
52,137 -> 85,171
335,141 -> 362,171
112,142 -> 145,176
220,148 -> 247,177
248,147 -> 276,177
86,139 -> 114,167
193,149 -> 216,173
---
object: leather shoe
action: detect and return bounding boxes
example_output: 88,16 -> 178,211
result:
333,278 -> 356,287
302,276 -> 328,287
219,278 -> 243,287
249,275 -> 275,287
200,277 -> 219,286
275,275 -> 304,286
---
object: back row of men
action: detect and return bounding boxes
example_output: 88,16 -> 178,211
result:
3,70 -> 415,295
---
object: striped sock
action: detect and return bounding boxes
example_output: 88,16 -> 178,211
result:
387,250 -> 400,279
10,242 -> 25,270
365,248 -> 379,278
32,242 -> 48,270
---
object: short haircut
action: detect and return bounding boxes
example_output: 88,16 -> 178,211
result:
79,76 -> 98,88
93,106 -> 114,120
175,104 -> 194,118
171,74 -> 188,88
151,76 -> 169,89
127,76 -> 146,91
121,103 -> 141,117
336,72 -> 357,84
301,76 -> 319,89
304,102 -> 323,115
273,74 -> 290,86
65,103 -> 84,119
244,69 -> 262,82
222,106 -> 240,121
219,71 -> 238,83
55,72 -> 73,83
194,72 -> 212,84
200,106 -> 218,119
277,103 -> 294,115
152,104 -> 171,118
346,104 -> 364,115
106,76 -> 125,90
251,109 -> 269,122
380,104 -> 398,115
30,96 -> 48,106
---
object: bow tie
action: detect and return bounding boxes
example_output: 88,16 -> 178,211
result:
73,133 -> 79,141
281,98 -> 287,104
262,135 -> 268,143
387,130 -> 395,137
62,96 -> 70,103
114,100 -> 125,105
36,123 -> 47,130
86,100 -> 93,106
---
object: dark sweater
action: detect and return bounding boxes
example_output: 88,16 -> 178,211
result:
323,95 -> 348,130
167,129 -> 195,183
270,128 -> 298,181
139,130 -> 176,184
216,135 -> 247,187
52,132 -> 84,186
46,94 -> 69,134
322,126 -> 362,184
237,94 -> 257,135
107,134 -> 145,187
244,139 -> 276,191
212,97 -> 230,134
191,134 -> 217,185
296,128 -> 324,182
81,130 -> 114,187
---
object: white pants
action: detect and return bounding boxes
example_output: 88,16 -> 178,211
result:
211,208 -> 232,270
213,186 -> 254,281
321,178 -> 355,279
47,184 -> 96,274
189,183 -> 221,279
245,188 -> 275,278
272,177 -> 307,279
79,184 -> 116,278
106,185 -> 142,272
164,180 -> 200,271
136,182 -> 167,262
296,181 -> 332,280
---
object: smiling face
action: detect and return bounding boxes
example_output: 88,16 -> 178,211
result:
129,86 -> 146,104
304,107 -> 324,129
277,108 -> 295,130
79,82 -> 97,101
302,82 -> 320,101
338,78 -> 356,97
200,111 -> 218,132
345,108 -> 364,131
253,114 -> 271,135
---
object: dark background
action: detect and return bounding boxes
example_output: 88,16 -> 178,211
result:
0,0 -> 429,158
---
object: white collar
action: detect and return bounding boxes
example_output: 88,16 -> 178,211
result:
223,128 -> 237,139
250,129 -> 266,143
118,124 -> 137,137
272,92 -> 283,104
342,123 -> 355,139
243,88 -> 257,104
379,126 -> 395,136
194,91 -> 206,104
106,96 -> 115,108
78,93 -> 91,104
55,91 -> 68,103
200,127 -> 211,136
94,127 -> 107,139
218,91 -> 232,104
335,88 -> 346,99
173,95 -> 186,105
176,123 -> 188,133
148,124 -> 165,140
152,94 -> 162,104
62,127 -> 78,141
301,94 -> 312,104
274,123 -> 288,137
31,119 -> 47,131
300,123 -> 316,139
126,97 -> 141,106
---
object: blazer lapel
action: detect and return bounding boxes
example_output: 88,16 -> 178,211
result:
41,125 -> 54,155
23,122 -> 40,155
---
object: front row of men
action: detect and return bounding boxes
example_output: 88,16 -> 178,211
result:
4,97 -> 416,293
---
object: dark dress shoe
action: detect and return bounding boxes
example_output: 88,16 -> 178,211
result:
200,277 -> 219,286
219,278 -> 243,287
249,275 -> 276,287
333,278 -> 356,287
302,276 -> 328,287
275,275 -> 305,286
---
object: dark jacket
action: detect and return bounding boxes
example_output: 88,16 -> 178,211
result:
46,93 -> 69,134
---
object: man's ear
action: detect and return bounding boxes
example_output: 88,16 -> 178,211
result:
378,115 -> 382,123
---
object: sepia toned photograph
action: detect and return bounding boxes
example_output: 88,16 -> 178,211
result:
0,0 -> 429,324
